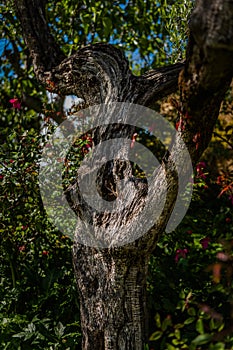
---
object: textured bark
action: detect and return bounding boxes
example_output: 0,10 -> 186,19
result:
178,0 -> 233,163
44,45 -> 184,107
14,1 -> 184,107
14,0 -> 233,349
73,245 -> 149,350
14,0 -> 65,80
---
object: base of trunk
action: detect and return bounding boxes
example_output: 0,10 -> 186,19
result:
73,243 -> 149,350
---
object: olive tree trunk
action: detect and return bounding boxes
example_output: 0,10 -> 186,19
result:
73,245 -> 149,349
14,0 -> 233,348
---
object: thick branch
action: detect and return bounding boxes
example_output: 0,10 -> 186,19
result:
134,62 -> 185,107
14,0 -> 183,108
13,1 -> 182,106
14,0 -> 65,80
43,43 -> 183,107
179,0 -> 233,163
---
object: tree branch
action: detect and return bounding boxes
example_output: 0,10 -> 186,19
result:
133,62 -> 185,107
14,0 -> 183,107
178,0 -> 233,163
14,0 -> 65,80
14,0 -> 233,149
43,43 -> 183,107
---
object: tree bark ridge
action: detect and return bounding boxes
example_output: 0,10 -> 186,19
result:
178,0 -> 233,164
73,244 -> 149,350
14,0 -> 65,79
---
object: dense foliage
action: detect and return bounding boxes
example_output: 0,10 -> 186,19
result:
0,0 -> 232,349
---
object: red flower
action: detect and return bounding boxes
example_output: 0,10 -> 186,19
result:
0,175 -> 4,180
196,162 -> 207,179
200,237 -> 210,249
42,250 -> 49,256
130,133 -> 138,149
175,119 -> 185,131
193,132 -> 201,150
175,248 -> 188,263
9,98 -> 21,109
186,230 -> 192,235
18,245 -> 26,252
81,135 -> 93,154
225,217 -> 231,223
197,161 -> 206,169
217,176 -> 223,185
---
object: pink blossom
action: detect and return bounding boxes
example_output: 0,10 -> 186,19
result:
175,119 -> 185,131
18,245 -> 26,252
193,132 -> 201,150
197,161 -> 206,168
45,143 -> 52,148
216,252 -> 229,262
175,248 -> 188,263
196,162 -> 207,179
130,133 -> 138,149
9,98 -> 21,109
200,237 -> 210,249
199,304 -> 223,320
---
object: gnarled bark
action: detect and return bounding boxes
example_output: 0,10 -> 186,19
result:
178,0 -> 233,163
73,245 -> 149,350
14,0 -> 233,348
14,0 -> 65,80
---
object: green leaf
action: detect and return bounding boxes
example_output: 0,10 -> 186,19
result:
196,318 -> 204,334
192,333 -> 213,345
12,332 -> 26,338
149,330 -> 163,341
174,328 -> 180,340
187,307 -> 196,316
209,342 -> 225,350
161,316 -> 172,331
154,312 -> 161,328
184,317 -> 195,325
174,323 -> 184,329
172,338 -> 181,345
54,322 -> 65,338
102,17 -> 112,37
